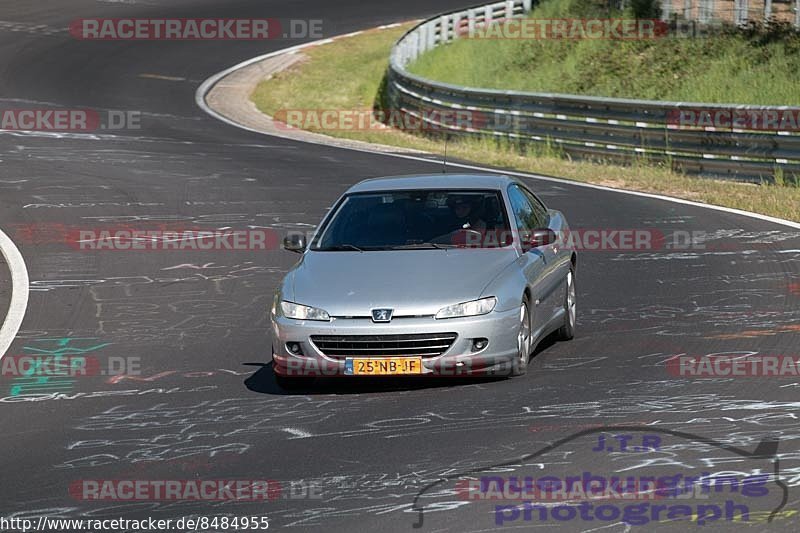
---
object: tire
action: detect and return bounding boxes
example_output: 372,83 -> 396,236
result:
511,294 -> 532,377
556,268 -> 576,341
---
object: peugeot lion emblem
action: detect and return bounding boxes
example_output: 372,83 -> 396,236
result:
371,308 -> 393,323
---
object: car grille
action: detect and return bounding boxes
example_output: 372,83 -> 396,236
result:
310,333 -> 458,359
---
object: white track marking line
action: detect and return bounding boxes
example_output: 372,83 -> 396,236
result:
282,427 -> 313,438
0,227 -> 29,361
195,36 -> 800,232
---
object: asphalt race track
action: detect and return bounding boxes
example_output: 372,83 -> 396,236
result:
0,1 -> 799,532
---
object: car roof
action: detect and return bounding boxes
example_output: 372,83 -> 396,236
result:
346,173 -> 517,193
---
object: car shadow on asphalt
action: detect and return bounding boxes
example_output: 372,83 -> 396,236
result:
531,332 -> 557,359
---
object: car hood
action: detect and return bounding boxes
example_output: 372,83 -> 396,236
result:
285,248 -> 518,317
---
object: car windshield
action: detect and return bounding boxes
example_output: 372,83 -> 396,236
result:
312,189 -> 512,251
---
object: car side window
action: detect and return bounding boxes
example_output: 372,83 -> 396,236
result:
507,184 -> 543,233
521,187 -> 549,227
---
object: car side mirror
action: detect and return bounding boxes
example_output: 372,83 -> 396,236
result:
283,233 -> 306,253
527,228 -> 557,249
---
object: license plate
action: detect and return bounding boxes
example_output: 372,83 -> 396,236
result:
345,357 -> 423,375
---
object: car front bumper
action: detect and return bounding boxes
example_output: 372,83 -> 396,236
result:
271,307 -> 521,377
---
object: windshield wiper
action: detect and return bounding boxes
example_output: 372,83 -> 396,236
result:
388,242 -> 454,250
319,244 -> 365,252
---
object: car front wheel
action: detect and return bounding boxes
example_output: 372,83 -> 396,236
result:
511,294 -> 532,377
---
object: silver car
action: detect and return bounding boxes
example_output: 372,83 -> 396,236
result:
270,174 -> 576,388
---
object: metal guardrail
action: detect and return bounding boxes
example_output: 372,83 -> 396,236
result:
386,0 -> 800,181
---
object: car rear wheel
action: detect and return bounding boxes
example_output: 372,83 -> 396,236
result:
556,269 -> 576,341
511,295 -> 532,376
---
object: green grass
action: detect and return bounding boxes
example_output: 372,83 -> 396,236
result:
251,26 -> 408,145
408,0 -> 800,105
251,21 -> 800,222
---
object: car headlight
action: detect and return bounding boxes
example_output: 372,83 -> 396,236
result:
280,301 -> 331,321
435,297 -> 497,319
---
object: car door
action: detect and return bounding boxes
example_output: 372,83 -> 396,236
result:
507,184 -> 552,339
518,185 -> 570,321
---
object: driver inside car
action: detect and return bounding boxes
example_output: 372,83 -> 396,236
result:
447,195 -> 487,232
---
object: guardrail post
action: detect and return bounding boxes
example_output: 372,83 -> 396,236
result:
522,0 -> 532,12
697,0 -> 712,23
505,0 -> 515,19
664,112 -> 674,172
485,5 -> 493,25
661,0 -> 672,21
451,13 -> 460,40
796,0 -> 800,28
734,0 -> 748,27
467,8 -> 476,36
440,15 -> 449,43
